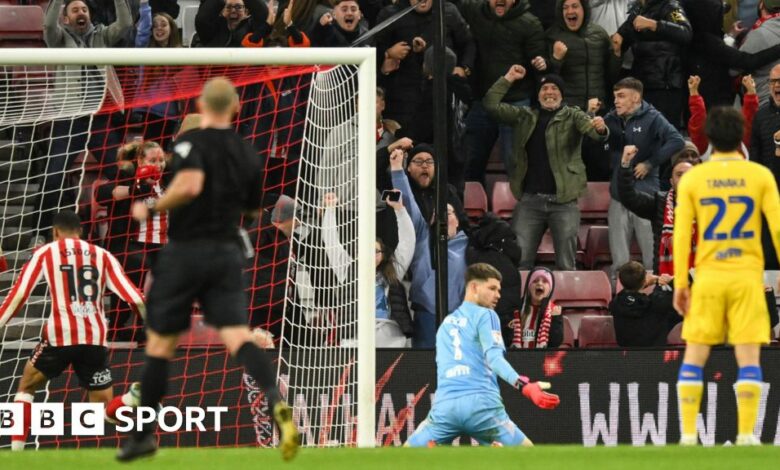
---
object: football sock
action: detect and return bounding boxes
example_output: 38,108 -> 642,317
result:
736,365 -> 762,438
236,341 -> 281,408
11,392 -> 33,451
677,363 -> 703,438
106,388 -> 137,422
136,356 -> 169,439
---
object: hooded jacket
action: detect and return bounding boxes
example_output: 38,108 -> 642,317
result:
605,100 -> 685,200
483,77 -> 608,203
609,288 -> 678,347
466,213 -> 524,345
683,0 -> 780,108
545,0 -> 621,110
616,0 -> 692,90
454,0 -> 547,101
515,267 -> 563,348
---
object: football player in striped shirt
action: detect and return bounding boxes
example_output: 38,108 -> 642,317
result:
0,211 -> 147,450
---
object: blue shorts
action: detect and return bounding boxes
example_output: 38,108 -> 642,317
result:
406,394 -> 526,446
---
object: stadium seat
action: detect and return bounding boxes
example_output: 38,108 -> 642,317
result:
0,5 -> 45,47
484,173 -> 508,206
577,315 -> 618,348
582,225 -> 643,269
552,270 -> 612,310
536,230 -> 555,264
463,181 -> 488,221
666,322 -> 684,346
560,315 -> 575,348
491,181 -> 517,219
579,182 -> 610,222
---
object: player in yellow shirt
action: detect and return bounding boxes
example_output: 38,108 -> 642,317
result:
673,106 -> 780,446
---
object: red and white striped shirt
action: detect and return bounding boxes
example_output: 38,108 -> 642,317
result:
137,183 -> 168,245
0,238 -> 146,347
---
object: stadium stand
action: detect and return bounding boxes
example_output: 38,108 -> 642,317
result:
463,181 -> 488,221
490,181 -> 516,219
0,5 -> 44,47
666,322 -> 684,346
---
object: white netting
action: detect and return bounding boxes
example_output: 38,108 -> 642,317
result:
278,64 -> 366,447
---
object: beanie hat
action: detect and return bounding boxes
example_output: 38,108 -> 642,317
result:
406,143 -> 436,168
528,269 -> 553,288
539,74 -> 566,97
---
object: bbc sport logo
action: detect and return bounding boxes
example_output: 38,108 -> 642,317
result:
0,403 -> 227,436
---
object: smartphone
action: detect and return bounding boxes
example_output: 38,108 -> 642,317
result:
381,190 -> 401,202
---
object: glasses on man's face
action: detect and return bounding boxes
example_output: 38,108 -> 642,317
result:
410,159 -> 435,167
770,78 -> 780,85
225,4 -> 245,10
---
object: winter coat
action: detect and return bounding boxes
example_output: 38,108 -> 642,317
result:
605,100 -> 685,200
454,0 -> 546,101
616,0 -> 692,90
750,99 -> 780,183
483,77 -> 608,203
545,0 -> 621,110
610,289 -> 678,347
589,0 -> 631,35
375,0 -> 476,127
466,213 -> 524,345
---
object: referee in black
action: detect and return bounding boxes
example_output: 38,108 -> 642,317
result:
118,77 -> 299,461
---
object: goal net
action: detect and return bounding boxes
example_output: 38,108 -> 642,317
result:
0,48 -> 375,449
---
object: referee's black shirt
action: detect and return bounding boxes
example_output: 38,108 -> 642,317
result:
168,127 -> 262,241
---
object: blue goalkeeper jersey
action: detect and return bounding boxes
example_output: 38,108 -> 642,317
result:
434,301 -> 516,402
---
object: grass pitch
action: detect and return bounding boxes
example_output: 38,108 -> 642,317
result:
1,445 -> 777,470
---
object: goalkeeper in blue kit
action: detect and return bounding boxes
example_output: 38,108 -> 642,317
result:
406,263 -> 560,447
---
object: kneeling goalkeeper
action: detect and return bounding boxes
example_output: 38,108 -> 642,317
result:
407,263 -> 560,447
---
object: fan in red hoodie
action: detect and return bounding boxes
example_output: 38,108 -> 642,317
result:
510,267 -> 563,349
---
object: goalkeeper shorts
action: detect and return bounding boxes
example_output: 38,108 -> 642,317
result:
406,394 -> 526,446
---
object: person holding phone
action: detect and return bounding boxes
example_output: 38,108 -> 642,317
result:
322,189 -> 415,347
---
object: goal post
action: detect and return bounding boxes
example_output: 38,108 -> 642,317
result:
0,48 -> 376,448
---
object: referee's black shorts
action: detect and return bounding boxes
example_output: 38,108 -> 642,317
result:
146,239 -> 249,335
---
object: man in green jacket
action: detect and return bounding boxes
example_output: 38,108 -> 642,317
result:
484,65 -> 608,270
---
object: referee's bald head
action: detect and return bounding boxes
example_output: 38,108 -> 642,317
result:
199,77 -> 239,116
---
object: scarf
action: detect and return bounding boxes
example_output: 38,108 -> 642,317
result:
510,301 -> 555,349
658,189 -> 696,276
752,12 -> 780,30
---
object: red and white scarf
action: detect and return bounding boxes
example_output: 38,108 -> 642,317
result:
658,189 -> 696,276
511,301 -> 555,349
752,12 -> 780,30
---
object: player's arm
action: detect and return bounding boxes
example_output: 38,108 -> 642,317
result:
102,251 -> 147,321
0,250 -> 46,329
672,174 -> 694,315
477,311 -> 560,409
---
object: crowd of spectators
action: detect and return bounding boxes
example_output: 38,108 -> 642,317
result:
9,0 -> 780,348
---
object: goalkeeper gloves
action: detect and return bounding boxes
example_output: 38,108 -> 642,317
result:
515,377 -> 561,410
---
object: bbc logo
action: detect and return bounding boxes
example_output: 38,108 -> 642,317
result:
0,403 -> 106,436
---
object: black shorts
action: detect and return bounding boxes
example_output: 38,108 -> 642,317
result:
147,240 -> 249,334
29,342 -> 112,391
